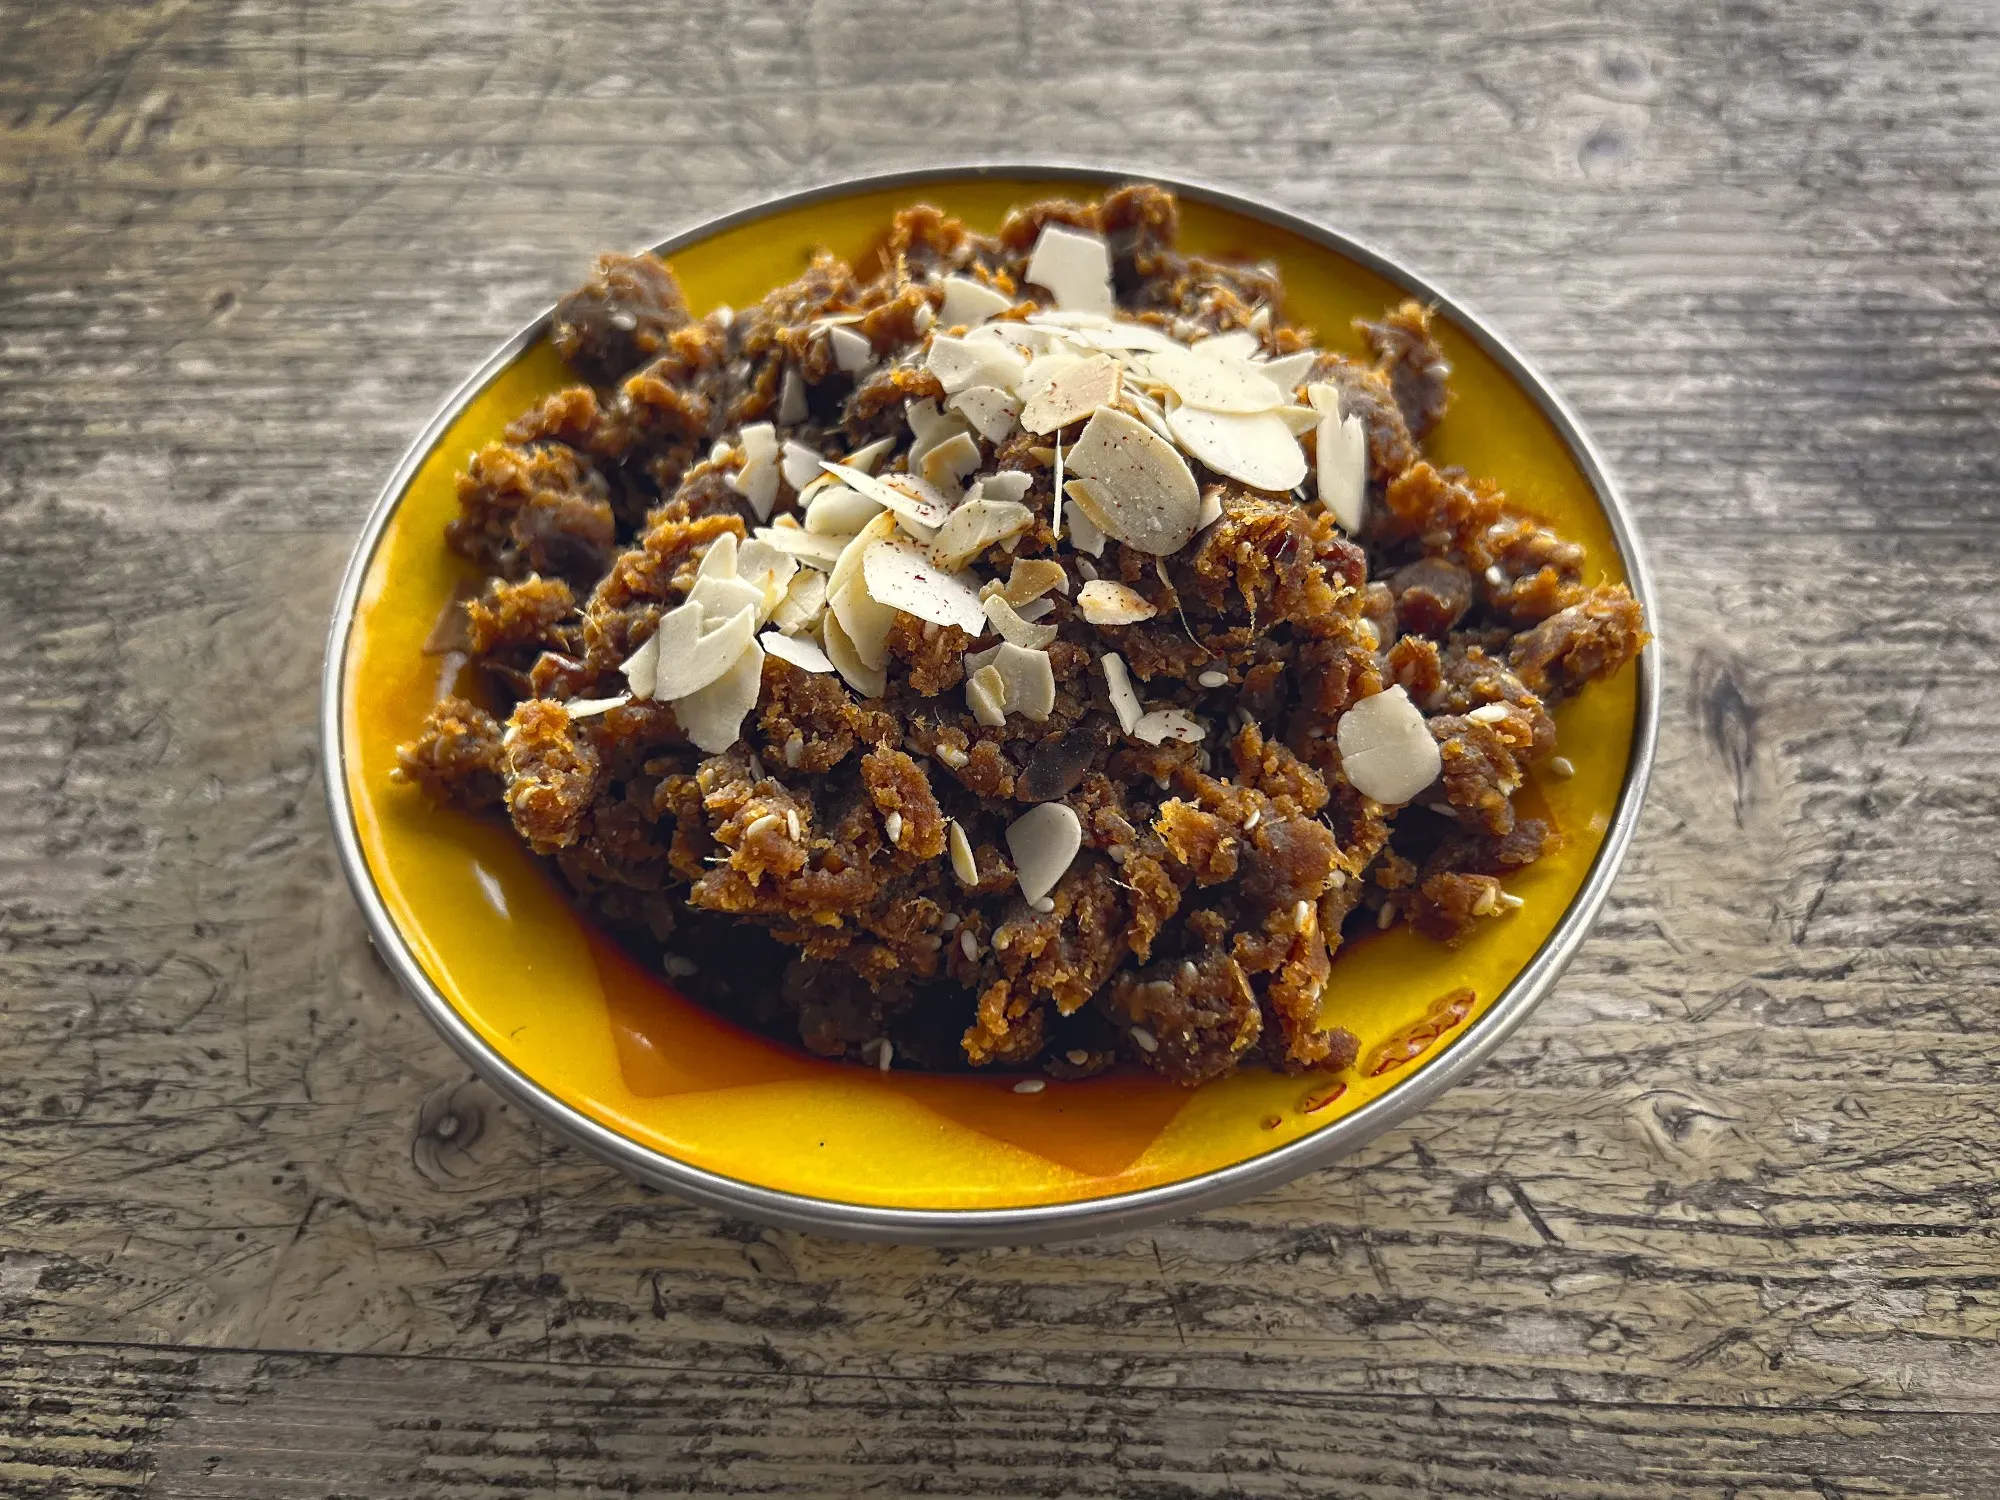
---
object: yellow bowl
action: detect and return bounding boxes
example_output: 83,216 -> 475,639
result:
322,167 -> 1660,1242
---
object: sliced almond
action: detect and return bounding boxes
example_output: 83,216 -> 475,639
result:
822,460 -> 953,530
741,423 -> 779,464
563,694 -> 630,720
1336,685 -> 1441,804
780,440 -> 823,491
947,385 -> 1021,443
620,630 -> 661,700
778,365 -> 807,424
756,525 -> 846,570
822,608 -> 886,699
938,274 -> 1014,327
1165,403 -> 1307,492
975,471 -> 1035,505
1006,801 -> 1083,906
1197,488 -> 1225,530
1142,344 -> 1285,414
760,629 -> 836,674
805,482 -> 884,536
1100,651 -> 1142,733
925,333 -> 1028,395
929,497 -> 1035,570
729,453 -> 780,522
966,663 -> 1008,727
1189,329 -> 1262,362
687,568 -> 766,627
1120,386 -> 1181,446
1258,350 -> 1318,389
844,435 -> 896,474
1065,319 -> 1181,354
1133,708 -> 1204,745
1065,408 -> 1201,555
1313,393 -> 1368,533
920,430 -> 983,489
994,557 -> 1069,606
983,593 -> 1058,650
1061,483 -> 1108,556
1026,308 -> 1115,330
1024,223 -> 1114,316
1275,404 -> 1320,436
696,531 -> 738,580
826,513 -> 902,669
768,567 -> 828,634
1019,352 -> 1123,435
676,637 -> 765,754
992,642 -> 1056,722
735,538 -> 798,609
947,819 -> 979,885
863,539 -> 989,635
1076,579 -> 1157,625
652,599 -> 756,702
826,324 -> 873,373
1015,596 -> 1055,623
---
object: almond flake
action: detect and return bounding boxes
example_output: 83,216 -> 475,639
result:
1065,408 -> 1201,555
1336,686 -> 1441,804
735,537 -> 799,606
620,631 -> 661,699
740,422 -> 778,463
1121,387 -> 1182,447
1100,652 -> 1142,733
687,569 -> 766,628
822,608 -> 886,699
1024,224 -> 1114,316
925,333 -> 1028,395
992,642 -> 1055,722
844,435 -> 896,474
778,366 -> 807,424
920,431 -> 983,489
863,540 -> 989,635
826,324 -> 873,373
1006,801 -> 1083,906
1315,399 -> 1368,532
780,440 -> 823,491
1259,350 -> 1318,389
729,453 -> 780,521
1015,596 -> 1054,622
768,568 -> 828,634
966,663 -> 1008,726
929,497 -> 1035,570
983,593 -> 1058,650
1197,488 -> 1224,529
1190,329 -> 1262,362
652,599 -> 757,702
1026,308 -> 1115,330
563,694 -> 630,719
1020,352 -> 1123,435
938,274 -> 1014,327
805,483 -> 883,536
1275,404 -> 1319,436
1061,483 -> 1108,556
1166,403 -> 1307,492
1076,580 -> 1157,625
822,460 -> 953,529
1066,320 -> 1180,353
826,513 -> 902,669
948,820 -> 979,885
994,558 -> 1068,606
976,471 -> 1035,504
761,629 -> 836,674
675,637 -> 765,754
947,385 -> 1021,442
756,526 -> 847,570
1133,708 -> 1204,745
1144,344 -> 1284,413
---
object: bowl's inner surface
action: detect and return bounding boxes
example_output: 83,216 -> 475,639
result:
342,176 -> 1637,1211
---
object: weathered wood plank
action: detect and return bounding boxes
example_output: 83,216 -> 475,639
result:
1,0 -> 1997,1492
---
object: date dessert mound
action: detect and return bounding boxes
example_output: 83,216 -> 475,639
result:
394,185 -> 1648,1087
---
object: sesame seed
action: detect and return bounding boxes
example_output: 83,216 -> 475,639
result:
1294,899 -> 1313,931
784,732 -> 804,768
885,810 -> 903,846
786,808 -> 801,840
1013,1078 -> 1046,1094
1486,565 -> 1507,589
1499,891 -> 1525,910
1180,960 -> 1198,982
1066,1049 -> 1089,1065
1031,895 -> 1055,913
877,1038 -> 894,1072
744,812 -> 782,839
1197,669 -> 1229,688
663,954 -> 698,978
1130,1026 -> 1158,1054
1242,808 -> 1260,831
940,912 -> 959,932
1076,557 -> 1098,581
935,743 -> 969,770
1468,702 -> 1511,724
1378,903 -> 1396,930
960,930 -> 979,961
1549,755 -> 1575,778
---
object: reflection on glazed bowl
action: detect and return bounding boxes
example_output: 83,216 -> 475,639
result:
322,166 -> 1659,1244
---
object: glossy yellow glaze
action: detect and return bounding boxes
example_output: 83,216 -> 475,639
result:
342,176 -> 1638,1211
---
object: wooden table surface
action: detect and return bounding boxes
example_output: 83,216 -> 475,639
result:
3,1 -> 1997,1495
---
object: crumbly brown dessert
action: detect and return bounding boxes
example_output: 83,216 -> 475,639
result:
395,186 -> 1648,1086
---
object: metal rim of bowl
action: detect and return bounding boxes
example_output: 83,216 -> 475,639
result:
320,162 -> 1662,1245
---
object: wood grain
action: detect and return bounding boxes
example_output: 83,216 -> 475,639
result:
2,0 -> 1997,1493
